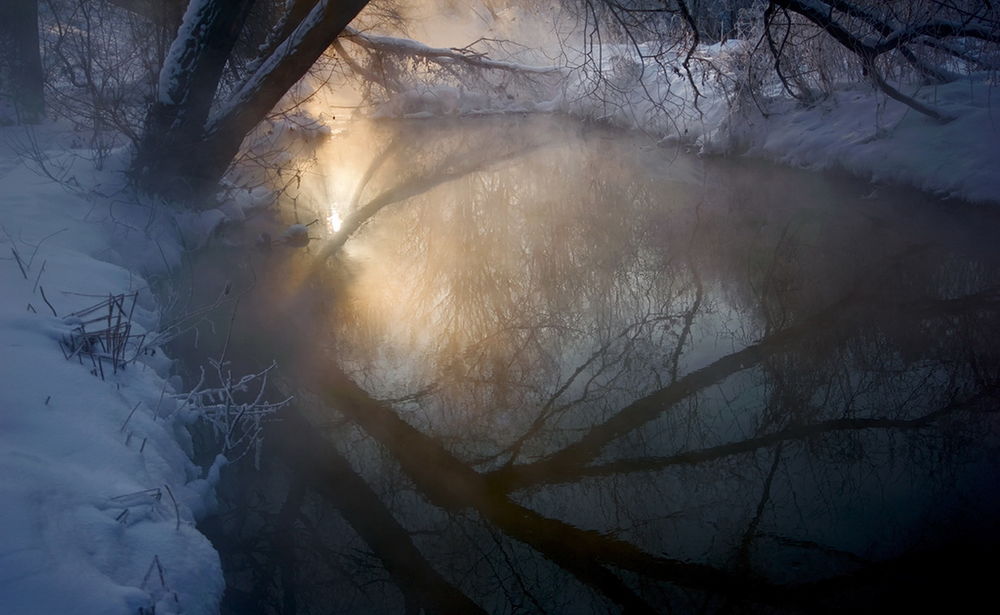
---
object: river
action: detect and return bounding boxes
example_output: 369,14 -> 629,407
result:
171,116 -> 1000,614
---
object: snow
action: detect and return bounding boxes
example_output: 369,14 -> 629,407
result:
708,75 -> 1000,204
0,126 -> 224,614
158,0 -> 213,106
579,45 -> 1000,204
364,30 -> 1000,204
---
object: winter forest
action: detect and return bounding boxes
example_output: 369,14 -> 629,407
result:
1,1 -> 1000,613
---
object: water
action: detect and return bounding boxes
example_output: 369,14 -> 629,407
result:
175,116 -> 1000,614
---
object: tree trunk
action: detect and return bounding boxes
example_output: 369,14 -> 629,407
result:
0,0 -> 44,124
132,0 -> 258,198
132,0 -> 370,203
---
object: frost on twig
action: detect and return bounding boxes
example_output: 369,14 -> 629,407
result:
176,360 -> 291,468
334,25 -> 566,117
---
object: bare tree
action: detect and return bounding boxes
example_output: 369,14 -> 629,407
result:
766,0 -> 1000,121
587,1 -> 999,122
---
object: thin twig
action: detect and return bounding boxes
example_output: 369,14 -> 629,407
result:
163,484 -> 181,532
11,248 -> 27,279
120,401 -> 142,433
39,286 -> 58,317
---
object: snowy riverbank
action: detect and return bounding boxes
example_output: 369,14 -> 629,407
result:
699,74 -> 1000,205
365,31 -> 1000,205
0,126 -> 224,614
571,41 -> 1000,205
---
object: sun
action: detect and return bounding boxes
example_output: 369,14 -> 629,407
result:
328,208 -> 343,232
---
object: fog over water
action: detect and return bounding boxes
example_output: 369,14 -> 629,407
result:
178,116 -> 1000,614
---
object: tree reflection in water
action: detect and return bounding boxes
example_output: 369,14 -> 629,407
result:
184,117 -> 1000,614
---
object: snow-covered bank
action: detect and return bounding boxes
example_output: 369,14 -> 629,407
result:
701,74 -> 1000,204
620,64 -> 998,204
357,27 -> 1000,205
0,127 -> 224,614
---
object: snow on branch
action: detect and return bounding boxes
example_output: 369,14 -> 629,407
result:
157,0 -> 213,106
340,27 -> 566,76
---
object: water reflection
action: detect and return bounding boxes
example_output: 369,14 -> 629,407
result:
188,116 -> 1000,614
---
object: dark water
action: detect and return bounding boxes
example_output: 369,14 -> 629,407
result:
176,116 -> 1000,614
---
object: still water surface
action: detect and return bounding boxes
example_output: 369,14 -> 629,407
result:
181,116 -> 1000,614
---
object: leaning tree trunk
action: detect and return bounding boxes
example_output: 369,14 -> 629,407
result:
131,0 -> 370,203
131,0 -> 258,199
0,0 -> 44,124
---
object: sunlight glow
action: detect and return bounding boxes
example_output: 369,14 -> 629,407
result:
328,208 -> 343,232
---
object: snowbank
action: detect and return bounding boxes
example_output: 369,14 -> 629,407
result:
0,126 -> 224,614
705,74 -> 1000,204
362,31 -> 999,205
